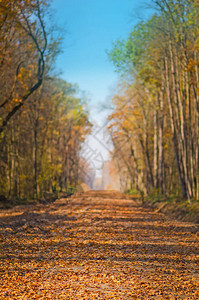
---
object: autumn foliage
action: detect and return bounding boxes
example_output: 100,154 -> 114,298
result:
108,0 -> 199,202
0,1 -> 91,202
0,191 -> 198,299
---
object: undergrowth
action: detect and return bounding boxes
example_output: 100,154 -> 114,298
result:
144,192 -> 199,224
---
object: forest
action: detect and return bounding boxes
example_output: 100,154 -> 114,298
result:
0,0 -> 199,207
108,0 -> 199,204
0,1 -> 198,297
0,0 -> 91,203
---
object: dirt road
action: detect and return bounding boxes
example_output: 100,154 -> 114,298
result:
0,191 -> 198,299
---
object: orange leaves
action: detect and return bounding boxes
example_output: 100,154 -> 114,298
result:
12,97 -> 21,103
0,191 -> 199,298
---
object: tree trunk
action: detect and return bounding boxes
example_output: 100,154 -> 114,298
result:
158,84 -> 165,194
165,56 -> 187,198
154,107 -> 159,189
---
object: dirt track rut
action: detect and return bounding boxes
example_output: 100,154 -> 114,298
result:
0,190 -> 198,299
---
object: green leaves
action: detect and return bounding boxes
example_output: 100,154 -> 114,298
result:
108,0 -> 199,199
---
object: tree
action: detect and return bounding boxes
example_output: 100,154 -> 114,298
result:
0,77 -> 91,200
0,0 -> 55,134
108,0 -> 199,200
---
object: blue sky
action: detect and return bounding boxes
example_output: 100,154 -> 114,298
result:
51,0 -> 152,120
50,0 -> 152,176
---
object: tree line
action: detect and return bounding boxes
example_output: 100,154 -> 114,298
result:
108,0 -> 199,201
0,0 -> 91,202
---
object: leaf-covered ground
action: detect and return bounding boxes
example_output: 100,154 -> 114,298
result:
0,191 -> 198,299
